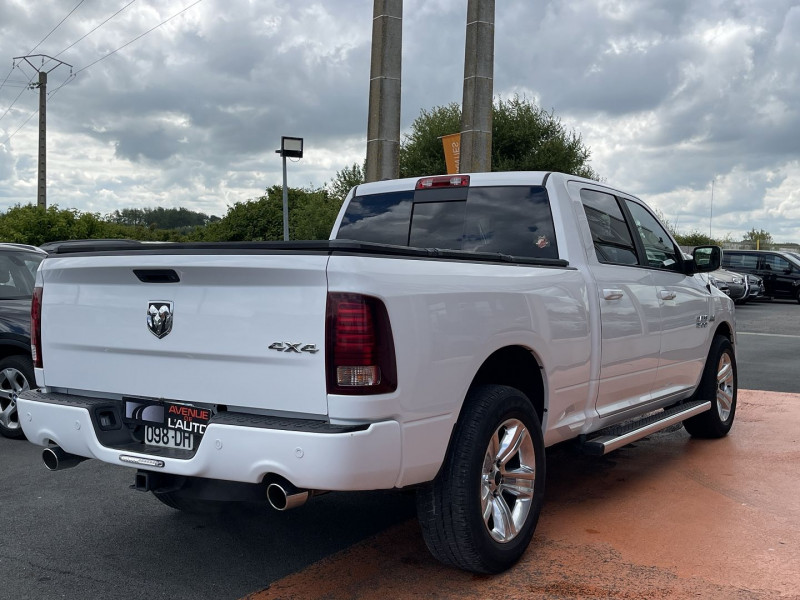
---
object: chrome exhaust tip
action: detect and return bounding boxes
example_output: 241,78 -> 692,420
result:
266,481 -> 310,511
42,446 -> 86,471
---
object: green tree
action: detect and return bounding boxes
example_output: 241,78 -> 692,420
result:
0,204 -> 201,245
200,186 -> 342,242
399,103 -> 462,177
107,207 -> 218,230
397,97 -> 599,179
328,163 -> 365,204
675,230 -> 716,247
742,228 -> 773,248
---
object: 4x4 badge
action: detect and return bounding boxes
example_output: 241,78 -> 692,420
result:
147,301 -> 173,338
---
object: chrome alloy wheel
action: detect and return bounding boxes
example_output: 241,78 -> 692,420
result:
716,353 -> 735,422
480,418 -> 536,543
0,366 -> 30,432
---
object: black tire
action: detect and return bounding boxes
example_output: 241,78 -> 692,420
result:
416,384 -> 545,574
796,289 -> 800,305
0,354 -> 35,440
684,336 -> 737,438
152,490 -> 227,514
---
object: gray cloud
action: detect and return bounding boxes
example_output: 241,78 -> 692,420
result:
0,0 -> 799,242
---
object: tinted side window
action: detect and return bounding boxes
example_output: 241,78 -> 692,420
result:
580,189 -> 638,265
0,252 -> 42,298
623,200 -> 681,272
724,253 -> 759,270
336,191 -> 413,246
763,254 -> 791,271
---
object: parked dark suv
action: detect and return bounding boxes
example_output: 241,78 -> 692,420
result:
721,249 -> 800,303
0,243 -> 46,438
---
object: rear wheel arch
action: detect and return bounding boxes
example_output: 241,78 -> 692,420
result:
467,346 -> 546,424
431,346 -> 546,485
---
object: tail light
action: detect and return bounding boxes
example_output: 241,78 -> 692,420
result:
326,292 -> 397,395
31,285 -> 43,368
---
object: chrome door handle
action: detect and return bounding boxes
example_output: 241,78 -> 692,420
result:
603,289 -> 624,301
660,290 -> 677,301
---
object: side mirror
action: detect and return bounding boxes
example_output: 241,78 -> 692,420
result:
689,245 -> 722,274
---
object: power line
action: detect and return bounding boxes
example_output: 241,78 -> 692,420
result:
75,0 -> 206,75
0,0 -> 84,103
2,0 -> 205,145
0,78 -> 34,125
1,107 -> 38,146
53,0 -> 138,59
0,72 -> 73,146
28,0 -> 87,55
0,67 -> 13,94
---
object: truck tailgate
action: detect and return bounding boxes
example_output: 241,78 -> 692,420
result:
38,252 -> 330,416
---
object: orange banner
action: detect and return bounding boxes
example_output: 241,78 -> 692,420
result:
441,133 -> 461,174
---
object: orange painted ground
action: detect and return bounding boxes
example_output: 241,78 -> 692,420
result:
245,390 -> 800,600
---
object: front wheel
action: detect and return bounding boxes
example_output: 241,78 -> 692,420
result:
0,355 -> 35,440
684,336 -> 737,438
416,385 -> 545,574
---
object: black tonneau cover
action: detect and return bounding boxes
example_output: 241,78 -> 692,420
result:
43,239 -> 570,268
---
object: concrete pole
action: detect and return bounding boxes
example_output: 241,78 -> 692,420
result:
37,71 -> 47,208
459,0 -> 494,174
365,0 -> 402,182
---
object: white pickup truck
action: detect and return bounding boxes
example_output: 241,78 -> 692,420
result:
19,171 -> 736,573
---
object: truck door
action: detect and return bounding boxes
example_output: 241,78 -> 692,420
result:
575,187 -> 662,418
621,199 -> 710,398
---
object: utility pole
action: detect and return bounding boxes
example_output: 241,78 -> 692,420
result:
13,55 -> 72,209
459,0 -> 495,173
365,0 -> 402,182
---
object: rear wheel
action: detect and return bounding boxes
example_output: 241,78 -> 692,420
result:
416,384 -> 545,573
684,336 -> 737,438
0,355 -> 35,439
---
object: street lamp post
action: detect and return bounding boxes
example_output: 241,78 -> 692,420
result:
275,136 -> 304,241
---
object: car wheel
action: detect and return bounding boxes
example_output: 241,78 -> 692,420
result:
796,289 -> 800,305
152,490 -> 227,514
684,336 -> 737,439
0,355 -> 35,440
416,384 -> 545,573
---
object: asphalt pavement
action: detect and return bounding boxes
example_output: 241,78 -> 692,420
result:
734,298 -> 800,393
2,297 -> 797,600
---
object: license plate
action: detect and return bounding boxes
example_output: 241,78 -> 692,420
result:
145,425 -> 194,450
124,399 -> 212,451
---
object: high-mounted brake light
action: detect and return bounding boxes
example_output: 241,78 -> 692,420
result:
415,175 -> 470,190
31,286 -> 43,368
326,292 -> 397,395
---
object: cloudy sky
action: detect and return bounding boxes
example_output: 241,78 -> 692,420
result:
1,0 -> 799,243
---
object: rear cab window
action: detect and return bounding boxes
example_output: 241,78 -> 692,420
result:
336,184 -> 559,260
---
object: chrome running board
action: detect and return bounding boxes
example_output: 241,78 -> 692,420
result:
583,400 -> 711,456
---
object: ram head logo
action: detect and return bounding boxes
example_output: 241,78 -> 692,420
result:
147,301 -> 173,338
